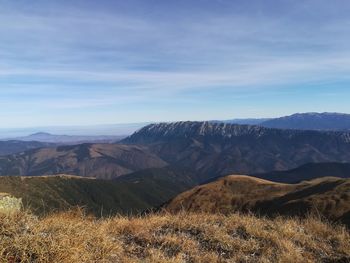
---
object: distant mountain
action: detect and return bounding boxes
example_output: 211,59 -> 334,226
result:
218,112 -> 350,131
253,162 -> 350,183
220,118 -> 271,125
0,143 -> 167,179
12,132 -> 125,144
0,173 -> 195,216
0,122 -> 148,139
164,175 -> 350,226
0,140 -> 54,156
260,112 -> 350,131
123,121 -> 350,178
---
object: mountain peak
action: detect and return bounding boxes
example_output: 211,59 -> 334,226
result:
124,121 -> 350,145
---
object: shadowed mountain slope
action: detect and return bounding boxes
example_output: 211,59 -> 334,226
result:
164,175 -> 350,226
116,166 -> 200,195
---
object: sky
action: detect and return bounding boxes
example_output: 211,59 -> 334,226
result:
1,0 -> 350,128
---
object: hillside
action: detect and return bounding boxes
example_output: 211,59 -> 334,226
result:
0,143 -> 167,179
165,175 -> 350,226
260,112 -> 350,131
0,210 -> 349,263
116,166 -> 200,197
0,175 -> 152,216
253,162 -> 350,183
0,170 -> 197,216
123,121 -> 350,178
0,140 -> 54,156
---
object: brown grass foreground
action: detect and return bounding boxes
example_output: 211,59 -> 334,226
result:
0,210 -> 349,263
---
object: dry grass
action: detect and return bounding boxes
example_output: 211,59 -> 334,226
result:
0,209 -> 349,263
164,175 -> 350,227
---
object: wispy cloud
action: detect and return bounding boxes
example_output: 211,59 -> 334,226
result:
0,0 -> 350,125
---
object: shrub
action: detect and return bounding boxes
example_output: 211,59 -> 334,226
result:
0,195 -> 22,214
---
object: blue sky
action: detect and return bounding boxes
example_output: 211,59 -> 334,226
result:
1,0 -> 350,128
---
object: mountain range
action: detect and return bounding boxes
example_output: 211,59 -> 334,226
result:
123,121 -> 350,178
1,113 -> 350,228
1,112 -> 349,158
225,112 -> 350,131
1,121 -> 350,181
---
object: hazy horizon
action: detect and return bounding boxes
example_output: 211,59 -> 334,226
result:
0,111 -> 349,138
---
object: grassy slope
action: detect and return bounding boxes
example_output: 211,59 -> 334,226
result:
0,169 -> 197,216
165,175 -> 350,226
0,176 -> 150,216
1,210 -> 349,263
